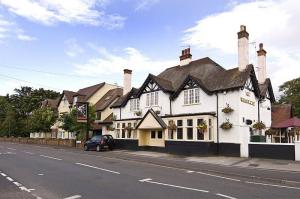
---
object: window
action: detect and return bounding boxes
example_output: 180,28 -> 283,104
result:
168,130 -> 174,139
177,120 -> 183,140
187,119 -> 193,140
96,112 -> 101,120
151,131 -> 156,139
146,92 -> 159,107
197,119 -> 204,140
116,130 -> 120,138
184,88 -> 200,105
122,129 -> 125,138
130,98 -> 140,111
157,131 -> 163,139
209,119 -> 213,140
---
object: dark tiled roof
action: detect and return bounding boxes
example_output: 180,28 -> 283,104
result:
77,82 -> 105,101
94,88 -> 123,111
41,98 -> 59,109
62,90 -> 77,104
271,104 -> 293,127
111,87 -> 139,108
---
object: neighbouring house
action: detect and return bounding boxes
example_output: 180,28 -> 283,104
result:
30,98 -> 59,139
268,104 -> 300,143
111,25 -> 275,157
52,83 -> 121,139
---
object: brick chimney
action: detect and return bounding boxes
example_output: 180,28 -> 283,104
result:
179,48 -> 192,66
257,43 -> 267,84
238,25 -> 249,71
123,69 -> 132,95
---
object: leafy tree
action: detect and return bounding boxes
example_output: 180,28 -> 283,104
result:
278,77 -> 300,117
29,107 -> 57,133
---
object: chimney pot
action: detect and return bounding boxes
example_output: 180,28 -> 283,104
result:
179,47 -> 192,66
259,43 -> 263,50
238,25 -> 249,71
123,69 -> 132,95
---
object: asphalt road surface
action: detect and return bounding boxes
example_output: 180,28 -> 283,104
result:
0,142 -> 300,199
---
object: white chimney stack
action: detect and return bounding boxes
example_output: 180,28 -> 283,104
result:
179,48 -> 192,66
257,43 -> 267,84
238,25 -> 249,71
123,69 -> 132,95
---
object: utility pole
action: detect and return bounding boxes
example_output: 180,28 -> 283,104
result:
85,102 -> 89,141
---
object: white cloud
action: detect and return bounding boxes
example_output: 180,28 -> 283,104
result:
0,15 -> 13,39
135,0 -> 160,11
65,38 -> 84,57
74,46 -> 177,76
183,0 -> 300,96
0,0 -> 125,29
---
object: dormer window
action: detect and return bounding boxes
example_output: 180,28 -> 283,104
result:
146,91 -> 158,107
130,98 -> 140,111
184,88 -> 200,105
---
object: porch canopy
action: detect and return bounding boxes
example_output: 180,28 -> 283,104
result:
272,117 -> 300,128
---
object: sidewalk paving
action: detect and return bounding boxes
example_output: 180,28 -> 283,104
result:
120,150 -> 300,172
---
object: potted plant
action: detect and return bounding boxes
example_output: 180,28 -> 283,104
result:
155,110 -> 161,114
253,121 -> 266,130
107,126 -> 115,131
168,120 -> 177,130
112,114 -> 117,121
134,110 -> 142,116
220,119 -> 233,130
222,103 -> 234,114
197,121 -> 207,132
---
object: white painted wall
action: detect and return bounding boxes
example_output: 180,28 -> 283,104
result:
260,98 -> 272,130
58,95 -> 71,114
172,89 -> 216,114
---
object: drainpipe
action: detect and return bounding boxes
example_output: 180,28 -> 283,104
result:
119,107 -> 122,120
258,98 -> 261,135
169,97 -> 172,115
216,93 -> 219,155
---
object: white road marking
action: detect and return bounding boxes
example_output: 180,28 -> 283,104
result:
28,189 -> 35,191
64,195 -> 82,199
23,151 -> 34,155
1,173 -> 7,177
40,155 -> 62,161
19,186 -> 31,192
245,181 -> 300,190
6,177 -> 13,182
75,163 -> 120,175
139,178 -> 209,193
216,193 -> 237,199
191,171 -> 241,182
7,148 -> 16,150
186,170 -> 195,173
13,182 -> 22,187
38,173 -> 44,176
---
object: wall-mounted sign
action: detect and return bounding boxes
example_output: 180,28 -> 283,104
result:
77,102 -> 88,122
240,97 -> 255,106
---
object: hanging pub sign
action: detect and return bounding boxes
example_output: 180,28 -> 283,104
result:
76,102 -> 88,122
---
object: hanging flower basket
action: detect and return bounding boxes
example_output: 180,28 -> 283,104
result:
197,121 -> 207,132
168,121 -> 177,130
265,128 -> 276,136
134,110 -> 142,116
107,126 -> 115,131
253,121 -> 266,130
220,120 -> 233,130
222,103 -> 234,114
112,114 -> 117,120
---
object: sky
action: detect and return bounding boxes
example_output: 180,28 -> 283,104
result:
0,0 -> 299,99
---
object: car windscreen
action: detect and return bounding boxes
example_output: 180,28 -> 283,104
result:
91,136 -> 102,141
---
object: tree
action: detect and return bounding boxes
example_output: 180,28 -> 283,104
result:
29,108 -> 57,133
278,77 -> 300,117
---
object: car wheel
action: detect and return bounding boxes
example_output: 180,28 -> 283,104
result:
96,145 -> 101,152
84,145 -> 88,151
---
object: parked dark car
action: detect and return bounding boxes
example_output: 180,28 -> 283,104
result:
84,134 -> 115,152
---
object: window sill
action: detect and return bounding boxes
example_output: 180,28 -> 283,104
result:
183,103 -> 201,106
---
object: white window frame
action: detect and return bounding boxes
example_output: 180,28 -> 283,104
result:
146,91 -> 158,107
184,88 -> 200,105
130,98 -> 140,111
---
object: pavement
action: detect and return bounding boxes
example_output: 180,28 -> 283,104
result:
1,141 -> 300,199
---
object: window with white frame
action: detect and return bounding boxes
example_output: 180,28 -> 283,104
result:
130,98 -> 140,111
184,88 -> 200,105
146,91 -> 159,107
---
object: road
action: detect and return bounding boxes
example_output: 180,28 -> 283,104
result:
0,142 -> 300,199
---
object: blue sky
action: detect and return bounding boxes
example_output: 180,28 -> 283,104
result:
0,0 -> 299,98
